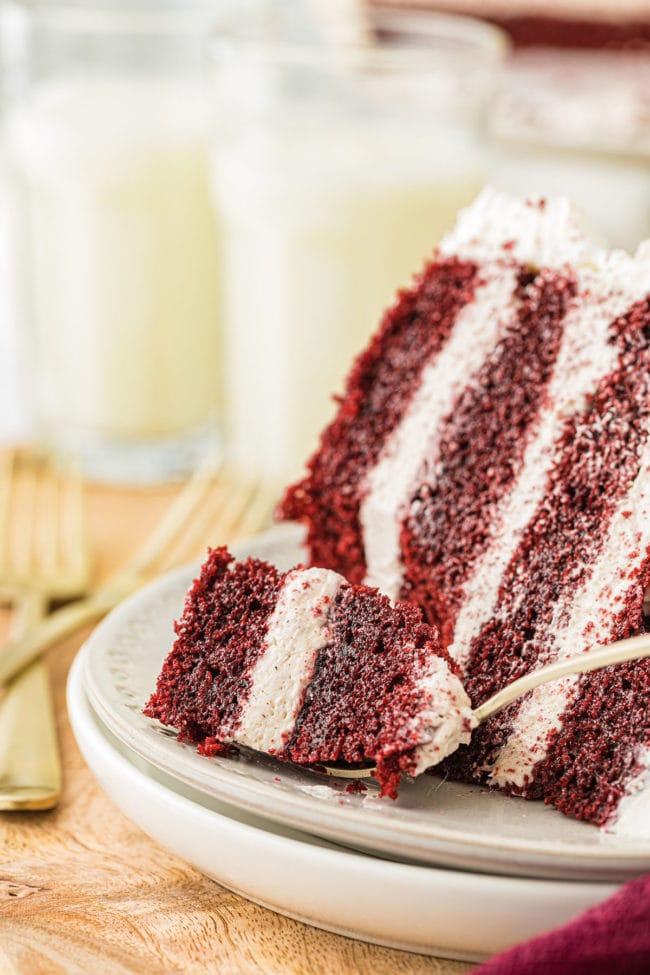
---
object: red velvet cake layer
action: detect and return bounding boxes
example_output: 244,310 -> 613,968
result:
144,548 -> 282,745
400,267 -> 575,644
538,658 -> 650,825
146,548 -> 473,799
469,16 -> 650,50
284,584 -> 453,798
371,2 -> 650,50
279,257 -> 478,582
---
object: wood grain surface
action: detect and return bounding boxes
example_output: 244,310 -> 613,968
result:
0,482 -> 474,975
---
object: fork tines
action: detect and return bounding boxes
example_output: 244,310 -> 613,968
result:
0,449 -> 89,602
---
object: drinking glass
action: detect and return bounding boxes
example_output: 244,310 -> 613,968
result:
6,0 -> 224,483
208,4 -> 507,482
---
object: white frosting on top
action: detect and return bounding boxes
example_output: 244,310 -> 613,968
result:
410,656 -> 476,775
234,567 -> 343,753
438,187 -> 598,268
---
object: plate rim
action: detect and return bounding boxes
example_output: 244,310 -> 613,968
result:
81,524 -> 650,879
68,650 -> 620,963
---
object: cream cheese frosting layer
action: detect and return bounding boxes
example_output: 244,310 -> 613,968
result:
488,424 -> 650,793
361,265 -> 520,600
410,656 -> 476,775
233,567 -> 344,754
449,254 -> 650,670
437,187 -> 597,268
461,246 -> 650,795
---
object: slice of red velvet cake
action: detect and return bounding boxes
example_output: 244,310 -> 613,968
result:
144,547 -> 475,798
279,188 -> 650,835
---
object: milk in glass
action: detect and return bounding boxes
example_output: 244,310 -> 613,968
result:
7,0 -> 224,482
9,78 -> 220,473
214,125 -> 485,481
209,4 -> 505,482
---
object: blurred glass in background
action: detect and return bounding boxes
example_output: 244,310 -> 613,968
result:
4,0 -> 223,483
369,1 -> 650,251
2,1 -> 644,489
492,50 -> 650,251
208,3 -> 506,482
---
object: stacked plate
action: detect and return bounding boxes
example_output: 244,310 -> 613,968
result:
68,525 -> 650,964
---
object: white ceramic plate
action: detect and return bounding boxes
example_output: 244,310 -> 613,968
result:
82,523 -> 650,883
68,650 -> 618,962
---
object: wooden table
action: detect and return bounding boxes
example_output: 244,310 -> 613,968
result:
0,481 -> 474,975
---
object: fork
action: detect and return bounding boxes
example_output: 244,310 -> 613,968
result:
0,450 -> 91,809
325,631 -> 650,780
0,455 -> 279,687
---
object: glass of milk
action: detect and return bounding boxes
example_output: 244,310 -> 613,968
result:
208,4 -> 507,484
492,50 -> 650,252
6,1 -> 224,483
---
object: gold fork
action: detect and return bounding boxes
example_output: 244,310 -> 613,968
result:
0,456 -> 279,687
325,632 -> 650,781
0,450 -> 90,809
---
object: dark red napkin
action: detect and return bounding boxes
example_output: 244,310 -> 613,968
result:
473,874 -> 650,974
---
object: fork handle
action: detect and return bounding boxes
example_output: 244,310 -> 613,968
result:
0,590 -> 60,810
0,592 -> 118,685
472,632 -> 650,724
0,658 -> 62,810
11,589 -> 47,638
